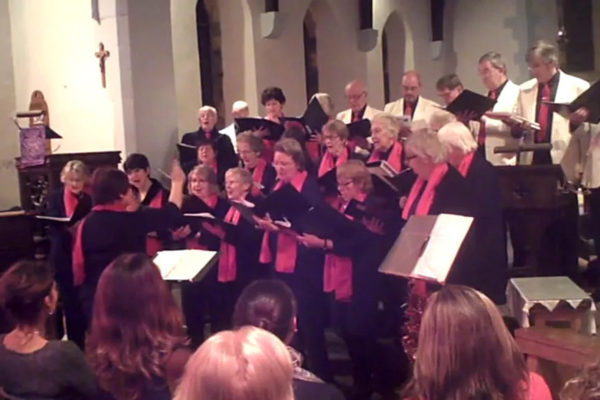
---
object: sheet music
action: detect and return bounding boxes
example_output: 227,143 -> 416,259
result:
413,214 -> 473,282
153,249 -> 217,281
35,215 -> 70,222
183,212 -> 216,219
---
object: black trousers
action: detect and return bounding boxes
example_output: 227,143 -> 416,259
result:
590,187 -> 600,258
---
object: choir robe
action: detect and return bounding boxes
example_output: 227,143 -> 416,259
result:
47,188 -> 92,348
264,175 -> 331,381
179,195 -> 230,347
461,153 -> 508,304
142,178 -> 171,256
180,127 -> 237,174
77,204 -> 180,322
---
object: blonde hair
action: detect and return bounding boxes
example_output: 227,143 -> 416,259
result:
187,165 -> 219,196
337,160 -> 373,194
225,167 -> 252,189
198,105 -> 217,116
60,160 -> 89,183
372,112 -> 401,140
405,129 -> 448,164
437,121 -> 477,154
174,327 -> 294,400
407,285 -> 529,400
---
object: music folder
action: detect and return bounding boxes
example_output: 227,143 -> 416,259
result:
317,168 -> 339,195
378,214 -> 473,283
366,162 -> 416,197
543,79 -> 600,124
445,89 -> 496,120
302,97 -> 330,133
235,117 -> 285,141
347,119 -> 372,139
153,249 -> 218,282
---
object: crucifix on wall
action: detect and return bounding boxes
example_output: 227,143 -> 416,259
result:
95,42 -> 110,88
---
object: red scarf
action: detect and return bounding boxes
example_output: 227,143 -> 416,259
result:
402,163 -> 449,220
145,188 -> 165,257
72,203 -> 127,286
218,206 -> 241,282
185,195 -> 218,250
457,151 -> 475,177
368,141 -> 403,173
247,159 -> 267,197
323,197 -> 363,301
318,148 -> 349,178
259,171 -> 308,273
63,189 -> 79,219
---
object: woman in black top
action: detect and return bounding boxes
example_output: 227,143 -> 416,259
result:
0,260 -> 97,399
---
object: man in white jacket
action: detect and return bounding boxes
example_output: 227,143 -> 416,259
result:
336,80 -> 382,123
476,52 -> 521,165
384,71 -> 439,127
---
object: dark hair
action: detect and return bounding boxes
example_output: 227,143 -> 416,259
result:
261,86 -> 286,105
88,253 -> 187,400
91,167 -> 129,205
436,73 -> 463,91
196,138 -> 217,152
0,261 -> 54,326
124,153 -> 150,173
232,279 -> 296,341
282,124 -> 308,147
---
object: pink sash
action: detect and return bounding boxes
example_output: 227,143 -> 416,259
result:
218,207 -> 241,282
401,163 -> 449,220
368,141 -> 403,172
457,151 -> 475,177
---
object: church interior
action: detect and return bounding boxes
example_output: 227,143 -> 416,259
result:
1,0 -> 600,399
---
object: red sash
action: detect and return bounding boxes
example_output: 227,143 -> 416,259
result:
323,200 -> 356,301
367,141 -> 403,172
72,203 -> 127,286
401,163 -> 449,220
247,159 -> 267,197
457,151 -> 475,177
218,207 -> 241,282
318,148 -> 349,178
259,171 -> 308,273
63,189 -> 79,219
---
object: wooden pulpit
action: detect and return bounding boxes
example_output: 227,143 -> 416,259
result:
16,151 -> 121,211
496,165 -> 578,277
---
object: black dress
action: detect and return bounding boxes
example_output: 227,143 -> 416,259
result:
47,188 -> 92,349
180,128 -> 237,174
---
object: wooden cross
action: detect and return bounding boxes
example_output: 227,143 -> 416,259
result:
95,42 -> 110,88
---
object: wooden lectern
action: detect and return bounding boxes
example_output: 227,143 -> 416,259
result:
16,151 -> 121,211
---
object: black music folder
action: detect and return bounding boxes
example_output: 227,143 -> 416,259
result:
544,79 -> 600,124
445,89 -> 496,120
347,119 -> 372,139
378,214 -> 473,283
235,118 -> 286,141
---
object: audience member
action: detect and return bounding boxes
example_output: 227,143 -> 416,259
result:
560,360 -> 600,400
232,280 -> 345,400
174,326 -> 294,400
0,261 -> 96,399
87,253 -> 191,400
403,284 -> 551,400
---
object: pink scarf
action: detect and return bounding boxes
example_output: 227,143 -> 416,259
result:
259,171 -> 308,273
247,159 -> 267,197
401,163 -> 449,220
368,141 -> 404,172
318,147 -> 349,178
72,203 -> 127,286
457,151 -> 475,177
218,206 -> 241,282
63,189 -> 79,219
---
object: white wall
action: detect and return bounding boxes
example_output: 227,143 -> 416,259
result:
8,0 -> 116,154
0,0 -> 19,208
171,0 -> 203,134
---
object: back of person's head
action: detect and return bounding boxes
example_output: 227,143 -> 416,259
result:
560,360 -> 600,400
91,167 -> 129,205
408,284 -> 528,400
87,253 -> 187,399
232,279 -> 297,342
282,124 -> 308,147
175,326 -> 294,400
124,153 -> 150,173
0,261 -> 54,327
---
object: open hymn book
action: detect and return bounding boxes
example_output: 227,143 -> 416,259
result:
153,249 -> 218,282
379,214 -> 473,283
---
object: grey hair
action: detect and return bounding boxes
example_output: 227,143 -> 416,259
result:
478,52 -> 507,74
310,92 -> 335,117
198,105 -> 218,116
405,129 -> 448,164
526,40 -> 559,65
437,121 -> 478,155
372,112 -> 401,140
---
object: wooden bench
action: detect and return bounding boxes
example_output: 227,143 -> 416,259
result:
516,327 -> 600,395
